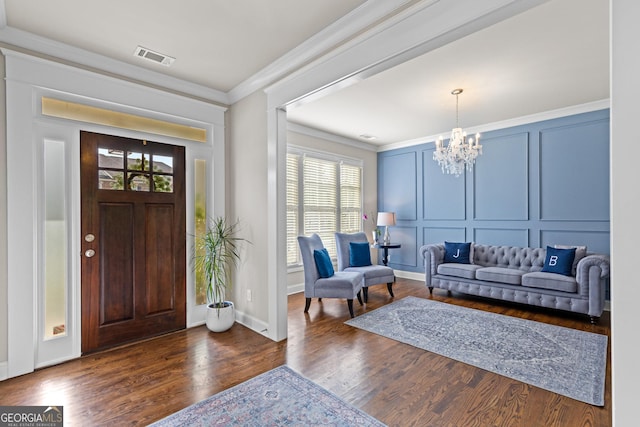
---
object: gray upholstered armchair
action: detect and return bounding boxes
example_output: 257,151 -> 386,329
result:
335,232 -> 395,303
297,233 -> 364,318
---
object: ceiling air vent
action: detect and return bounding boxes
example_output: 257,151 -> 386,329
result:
133,46 -> 175,67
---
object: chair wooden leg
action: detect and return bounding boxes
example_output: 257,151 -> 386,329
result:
304,298 -> 311,313
428,286 -> 433,294
387,282 -> 394,298
347,299 -> 355,318
362,287 -> 369,303
356,290 -> 363,305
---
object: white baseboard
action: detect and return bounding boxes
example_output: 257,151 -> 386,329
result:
234,310 -> 269,337
0,361 -> 7,381
393,269 -> 424,282
186,309 -> 268,338
288,283 -> 304,295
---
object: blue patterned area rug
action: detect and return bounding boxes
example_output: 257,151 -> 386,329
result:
149,365 -> 385,426
346,296 -> 607,406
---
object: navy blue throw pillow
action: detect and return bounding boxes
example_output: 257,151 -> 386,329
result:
444,241 -> 471,264
349,242 -> 372,267
542,246 -> 576,276
314,248 -> 335,278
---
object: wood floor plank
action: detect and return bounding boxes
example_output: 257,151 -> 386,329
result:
0,278 -> 611,426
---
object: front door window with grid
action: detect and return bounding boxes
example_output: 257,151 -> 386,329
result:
287,148 -> 363,267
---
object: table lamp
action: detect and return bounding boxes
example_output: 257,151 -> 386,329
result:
377,212 -> 396,244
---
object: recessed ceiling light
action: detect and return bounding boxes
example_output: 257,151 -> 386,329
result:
359,134 -> 377,140
133,46 -> 175,67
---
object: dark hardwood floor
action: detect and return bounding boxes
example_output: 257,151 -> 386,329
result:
0,278 -> 611,426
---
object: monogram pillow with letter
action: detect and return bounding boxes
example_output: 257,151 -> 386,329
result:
444,241 -> 471,264
554,244 -> 587,276
542,246 -> 576,276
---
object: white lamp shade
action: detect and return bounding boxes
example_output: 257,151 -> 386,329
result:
377,212 -> 396,226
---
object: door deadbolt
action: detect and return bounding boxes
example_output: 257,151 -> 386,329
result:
84,233 -> 95,242
85,249 -> 96,258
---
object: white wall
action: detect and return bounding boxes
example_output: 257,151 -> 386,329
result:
228,91 -> 270,332
0,51 -> 7,366
610,1 -> 639,425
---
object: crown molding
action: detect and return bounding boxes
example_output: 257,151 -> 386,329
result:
228,0 -> 420,104
287,122 -> 378,152
378,99 -> 611,152
0,0 -> 422,107
0,26 -> 229,105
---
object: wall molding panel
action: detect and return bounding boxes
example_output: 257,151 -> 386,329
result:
474,131 -> 529,221
538,118 -> 610,221
379,151 -> 418,221
422,148 -> 466,220
385,225 -> 418,267
423,227 -> 466,246
473,228 -> 530,248
378,109 -> 610,273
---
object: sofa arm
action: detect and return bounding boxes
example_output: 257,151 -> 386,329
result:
420,244 -> 445,286
576,254 -> 610,283
575,255 -> 610,317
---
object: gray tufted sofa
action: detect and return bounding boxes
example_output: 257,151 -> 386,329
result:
420,243 -> 610,323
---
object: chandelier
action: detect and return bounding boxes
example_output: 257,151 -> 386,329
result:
433,88 -> 482,176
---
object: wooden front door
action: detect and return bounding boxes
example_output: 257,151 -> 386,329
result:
80,131 -> 186,353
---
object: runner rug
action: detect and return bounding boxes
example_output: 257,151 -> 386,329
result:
345,296 -> 607,406
149,365 -> 385,426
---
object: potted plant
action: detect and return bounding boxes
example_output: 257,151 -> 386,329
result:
193,216 -> 250,332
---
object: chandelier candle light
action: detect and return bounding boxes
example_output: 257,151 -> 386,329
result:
433,88 -> 482,176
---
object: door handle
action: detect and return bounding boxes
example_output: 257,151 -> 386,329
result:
85,249 -> 96,258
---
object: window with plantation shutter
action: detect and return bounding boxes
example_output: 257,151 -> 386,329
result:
287,147 -> 363,267
286,153 -> 300,265
340,163 -> 362,235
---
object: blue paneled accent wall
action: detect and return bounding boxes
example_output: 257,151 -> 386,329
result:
377,109 -> 610,273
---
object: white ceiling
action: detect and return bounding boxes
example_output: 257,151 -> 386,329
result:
288,0 -> 610,145
2,0 -> 367,92
0,0 -> 609,147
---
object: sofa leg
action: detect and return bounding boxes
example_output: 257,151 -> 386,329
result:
590,316 -> 599,324
347,299 -> 355,318
362,287 -> 369,303
357,290 -> 363,306
387,283 -> 394,298
428,286 -> 433,294
304,298 -> 311,313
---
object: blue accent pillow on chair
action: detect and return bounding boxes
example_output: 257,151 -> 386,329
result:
542,246 -> 576,276
349,242 -> 372,267
314,248 -> 335,278
444,241 -> 471,264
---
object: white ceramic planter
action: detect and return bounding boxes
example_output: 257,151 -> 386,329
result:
206,301 -> 235,332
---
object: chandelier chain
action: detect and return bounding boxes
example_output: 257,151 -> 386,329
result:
455,92 -> 459,128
